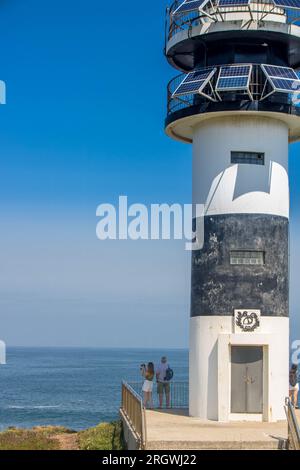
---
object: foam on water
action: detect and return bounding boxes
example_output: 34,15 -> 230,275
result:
0,347 -> 188,431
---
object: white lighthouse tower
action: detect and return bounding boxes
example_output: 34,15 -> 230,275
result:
165,0 -> 300,422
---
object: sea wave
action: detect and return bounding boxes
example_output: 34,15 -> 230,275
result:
6,405 -> 62,410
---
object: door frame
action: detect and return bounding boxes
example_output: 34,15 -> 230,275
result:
218,334 -> 270,422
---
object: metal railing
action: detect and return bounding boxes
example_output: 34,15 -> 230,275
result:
284,397 -> 300,450
167,63 -> 299,118
120,381 -> 147,450
166,1 -> 300,42
128,381 -> 189,409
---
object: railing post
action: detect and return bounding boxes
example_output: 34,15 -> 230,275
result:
285,397 -> 300,450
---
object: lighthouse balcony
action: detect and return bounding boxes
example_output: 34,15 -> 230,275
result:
166,1 -> 300,70
165,63 -> 300,142
167,0 -> 299,41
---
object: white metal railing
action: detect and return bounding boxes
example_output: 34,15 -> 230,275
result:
167,1 -> 300,41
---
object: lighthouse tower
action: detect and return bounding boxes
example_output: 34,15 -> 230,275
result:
165,0 -> 300,422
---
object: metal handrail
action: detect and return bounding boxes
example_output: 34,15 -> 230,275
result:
128,380 -> 189,409
166,1 -> 300,41
284,397 -> 300,450
120,381 -> 147,450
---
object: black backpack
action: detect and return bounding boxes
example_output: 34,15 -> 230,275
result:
290,371 -> 297,387
165,366 -> 174,382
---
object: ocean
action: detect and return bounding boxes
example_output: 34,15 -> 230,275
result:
0,348 -> 188,431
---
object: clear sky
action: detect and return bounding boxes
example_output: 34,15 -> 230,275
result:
0,0 -> 299,348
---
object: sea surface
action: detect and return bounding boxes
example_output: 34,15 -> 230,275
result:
0,348 -> 188,431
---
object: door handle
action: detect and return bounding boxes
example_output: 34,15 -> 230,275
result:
244,375 -> 255,385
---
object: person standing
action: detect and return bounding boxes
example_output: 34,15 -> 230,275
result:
289,364 -> 299,409
141,362 -> 155,408
156,356 -> 173,408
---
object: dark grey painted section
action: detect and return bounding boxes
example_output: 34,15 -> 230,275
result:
166,29 -> 300,71
191,214 -> 289,317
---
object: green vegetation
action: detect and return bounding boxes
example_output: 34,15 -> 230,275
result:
0,427 -> 64,450
0,422 -> 125,450
78,421 -> 124,450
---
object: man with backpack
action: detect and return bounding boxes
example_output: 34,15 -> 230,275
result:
156,356 -> 173,409
289,363 -> 299,409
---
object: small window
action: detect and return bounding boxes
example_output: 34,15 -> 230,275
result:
230,251 -> 265,266
231,151 -> 265,165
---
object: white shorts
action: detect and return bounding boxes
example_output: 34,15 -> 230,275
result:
290,383 -> 299,392
142,380 -> 153,393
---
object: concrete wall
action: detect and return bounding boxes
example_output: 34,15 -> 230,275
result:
191,214 -> 289,317
192,116 -> 289,218
189,316 -> 289,422
120,410 -> 140,450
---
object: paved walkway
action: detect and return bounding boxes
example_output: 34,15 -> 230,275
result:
145,409 -> 288,450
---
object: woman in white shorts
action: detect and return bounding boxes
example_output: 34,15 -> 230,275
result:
289,364 -> 299,409
141,362 -> 154,409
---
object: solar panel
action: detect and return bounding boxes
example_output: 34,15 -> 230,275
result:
173,0 -> 208,15
173,67 -> 216,97
262,65 -> 298,80
271,78 -> 300,91
218,77 -> 249,88
184,68 -> 215,82
216,65 -> 251,91
261,64 -> 300,94
174,80 -> 206,95
219,65 -> 251,77
272,0 -> 300,10
218,0 -> 250,6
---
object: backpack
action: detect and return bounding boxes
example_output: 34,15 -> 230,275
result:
165,366 -> 174,382
290,371 -> 297,387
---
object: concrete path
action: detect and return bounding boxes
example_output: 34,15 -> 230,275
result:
145,409 -> 288,450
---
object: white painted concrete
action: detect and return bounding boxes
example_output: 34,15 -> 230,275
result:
145,409 -> 288,450
192,116 -> 289,218
165,109 -> 300,143
189,316 -> 289,422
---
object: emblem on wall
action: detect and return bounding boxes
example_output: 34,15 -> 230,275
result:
234,309 -> 261,333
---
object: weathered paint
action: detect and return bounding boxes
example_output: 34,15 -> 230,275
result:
191,214 -> 289,318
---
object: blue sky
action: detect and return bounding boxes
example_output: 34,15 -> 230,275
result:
0,0 -> 299,347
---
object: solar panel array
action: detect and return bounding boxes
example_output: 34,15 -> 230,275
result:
272,0 -> 300,9
262,64 -> 300,93
218,0 -> 250,6
216,65 -> 251,91
172,64 -> 300,101
173,67 -> 216,97
218,0 -> 300,8
173,0 -> 207,15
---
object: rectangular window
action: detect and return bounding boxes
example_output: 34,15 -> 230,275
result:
231,151 -> 265,165
230,251 -> 265,266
